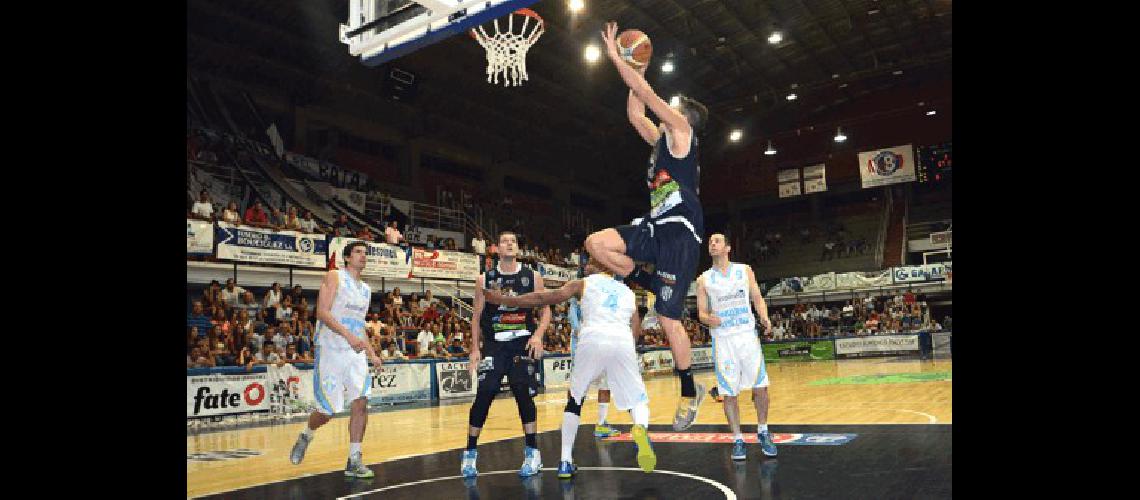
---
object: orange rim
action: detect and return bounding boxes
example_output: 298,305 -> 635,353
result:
470,7 -> 544,41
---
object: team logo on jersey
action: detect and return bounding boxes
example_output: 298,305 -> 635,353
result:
660,286 -> 673,302
649,169 -> 674,189
656,270 -> 677,285
868,150 -> 905,176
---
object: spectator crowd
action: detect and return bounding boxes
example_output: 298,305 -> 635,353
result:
764,289 -> 947,341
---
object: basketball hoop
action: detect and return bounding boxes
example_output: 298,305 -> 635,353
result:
469,8 -> 544,87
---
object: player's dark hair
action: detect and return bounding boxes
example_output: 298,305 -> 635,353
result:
498,231 -> 518,243
344,240 -> 368,264
676,95 -> 708,135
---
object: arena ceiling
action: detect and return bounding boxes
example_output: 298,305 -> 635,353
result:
188,0 -> 951,185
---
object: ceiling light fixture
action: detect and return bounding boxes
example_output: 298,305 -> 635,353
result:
768,32 -> 783,44
729,129 -> 743,142
764,140 -> 776,155
834,127 -> 847,143
786,93 -> 797,101
584,45 -> 600,62
661,61 -> 674,73
568,0 -> 584,13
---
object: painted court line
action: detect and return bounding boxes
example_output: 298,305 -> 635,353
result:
336,467 -> 737,500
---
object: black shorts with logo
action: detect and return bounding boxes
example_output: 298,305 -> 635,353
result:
475,336 -> 535,395
615,217 -> 701,320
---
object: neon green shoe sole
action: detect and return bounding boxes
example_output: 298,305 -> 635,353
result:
631,424 -> 656,473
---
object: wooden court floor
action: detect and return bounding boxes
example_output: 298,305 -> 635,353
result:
187,357 -> 952,498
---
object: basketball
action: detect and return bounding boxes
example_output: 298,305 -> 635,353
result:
617,29 -> 652,68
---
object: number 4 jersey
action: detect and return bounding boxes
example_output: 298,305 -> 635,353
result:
578,273 -> 636,342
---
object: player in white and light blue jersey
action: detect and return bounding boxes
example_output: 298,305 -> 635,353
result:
696,233 -> 777,460
289,241 -> 384,479
567,295 -> 619,439
484,258 -> 657,478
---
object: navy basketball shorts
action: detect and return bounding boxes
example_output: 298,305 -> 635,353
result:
615,217 -> 700,320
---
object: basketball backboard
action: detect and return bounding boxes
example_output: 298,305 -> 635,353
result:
340,0 -> 539,66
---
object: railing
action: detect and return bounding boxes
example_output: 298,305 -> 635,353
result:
437,282 -> 475,322
408,201 -> 466,233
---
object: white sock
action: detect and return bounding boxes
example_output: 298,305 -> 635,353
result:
302,427 -> 314,438
597,402 -> 609,426
561,411 -> 580,463
631,402 -> 649,428
350,442 -> 362,456
733,432 -> 744,442
758,424 -> 769,434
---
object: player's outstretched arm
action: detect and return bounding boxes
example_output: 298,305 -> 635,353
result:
485,279 -> 584,308
601,22 -> 690,136
627,87 -> 661,146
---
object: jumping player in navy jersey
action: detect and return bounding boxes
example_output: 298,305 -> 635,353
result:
585,22 -> 710,430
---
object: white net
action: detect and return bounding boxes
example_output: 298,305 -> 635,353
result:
472,9 -> 544,87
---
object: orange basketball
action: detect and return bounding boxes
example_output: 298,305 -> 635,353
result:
617,29 -> 652,68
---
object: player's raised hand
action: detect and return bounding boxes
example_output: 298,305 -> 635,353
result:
369,352 -> 383,368
600,21 -> 620,61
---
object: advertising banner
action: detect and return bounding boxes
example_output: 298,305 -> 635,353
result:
535,262 -> 577,285
778,168 -> 802,198
892,264 -> 948,284
368,363 -> 432,404
803,164 -> 827,193
328,237 -> 413,278
639,349 -> 675,375
412,249 -> 481,280
436,361 -> 476,399
690,347 -> 714,369
802,272 -> 837,292
215,222 -> 327,268
760,340 -> 836,362
542,356 -> 574,388
858,144 -> 917,188
835,270 -> 894,289
187,372 -> 268,417
835,334 -> 920,358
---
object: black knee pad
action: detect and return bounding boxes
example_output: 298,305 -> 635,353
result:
564,396 -> 582,416
511,383 -> 537,423
468,390 -> 495,428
